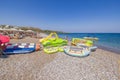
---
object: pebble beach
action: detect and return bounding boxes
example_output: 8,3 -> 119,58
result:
0,37 -> 120,80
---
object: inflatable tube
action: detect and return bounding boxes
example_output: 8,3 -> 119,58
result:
0,34 -> 10,50
89,46 -> 97,52
40,32 -> 58,43
42,39 -> 67,47
77,43 -> 97,52
44,47 -> 58,54
3,43 -> 36,55
64,46 -> 90,57
58,46 -> 64,52
40,33 -> 67,47
83,37 -> 99,41
0,34 -> 10,44
43,46 -> 65,54
71,38 -> 93,47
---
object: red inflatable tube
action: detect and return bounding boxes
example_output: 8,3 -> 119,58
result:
0,34 -> 10,50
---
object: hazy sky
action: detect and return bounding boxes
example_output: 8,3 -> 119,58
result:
0,0 -> 120,33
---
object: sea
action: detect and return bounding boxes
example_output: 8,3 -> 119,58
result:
58,33 -> 120,54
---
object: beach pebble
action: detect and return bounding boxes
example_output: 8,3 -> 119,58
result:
0,37 -> 120,80
37,51 -> 119,80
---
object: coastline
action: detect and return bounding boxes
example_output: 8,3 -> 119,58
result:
0,36 -> 120,80
58,33 -> 120,54
96,44 -> 120,54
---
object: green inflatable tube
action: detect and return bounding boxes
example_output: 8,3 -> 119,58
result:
43,46 -> 65,54
44,47 -> 58,54
41,33 -> 68,47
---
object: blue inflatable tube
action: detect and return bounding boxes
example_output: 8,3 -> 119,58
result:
3,43 -> 36,55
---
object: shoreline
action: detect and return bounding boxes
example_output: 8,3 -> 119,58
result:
96,44 -> 120,54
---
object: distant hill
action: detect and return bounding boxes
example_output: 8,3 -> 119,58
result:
19,27 -> 43,32
0,24 -> 65,33
43,30 -> 65,34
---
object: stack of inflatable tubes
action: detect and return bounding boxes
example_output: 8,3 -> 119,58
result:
40,32 -> 67,47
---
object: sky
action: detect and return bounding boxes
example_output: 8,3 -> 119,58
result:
0,0 -> 120,33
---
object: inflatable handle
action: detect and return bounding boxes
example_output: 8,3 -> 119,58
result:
41,32 -> 58,42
